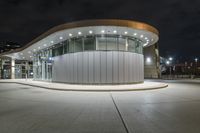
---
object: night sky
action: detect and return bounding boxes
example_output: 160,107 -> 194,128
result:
0,0 -> 200,60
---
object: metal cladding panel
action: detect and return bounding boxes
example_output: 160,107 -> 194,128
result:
83,52 -> 89,83
100,51 -> 107,83
88,52 -> 94,83
51,51 -> 143,84
73,53 -> 78,83
137,54 -> 141,82
139,55 -> 142,81
54,57 -> 60,82
52,57 -> 56,81
77,52 -> 83,83
118,52 -> 124,83
140,54 -> 144,81
132,53 -> 136,82
94,52 -> 101,83
59,56 -> 66,82
124,53 -> 129,83
135,54 -> 139,82
129,53 -> 133,82
106,51 -> 113,83
52,56 -> 63,82
112,51 -> 119,83
65,54 -> 70,82
63,55 -> 68,82
69,54 -> 74,82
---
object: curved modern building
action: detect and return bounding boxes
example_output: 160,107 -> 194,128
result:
2,19 -> 159,84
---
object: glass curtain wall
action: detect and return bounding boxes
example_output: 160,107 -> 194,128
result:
33,34 -> 143,81
33,48 -> 52,81
48,34 -> 143,57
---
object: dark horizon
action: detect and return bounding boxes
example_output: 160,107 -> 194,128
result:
0,0 -> 200,60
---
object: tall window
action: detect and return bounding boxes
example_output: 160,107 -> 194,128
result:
128,38 -> 136,52
106,36 -> 118,50
68,39 -> 74,53
84,36 -> 96,50
118,37 -> 126,51
63,40 -> 69,54
96,36 -> 107,50
74,38 -> 83,52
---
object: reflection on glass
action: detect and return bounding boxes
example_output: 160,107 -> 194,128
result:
35,34 -> 143,58
84,36 -> 96,50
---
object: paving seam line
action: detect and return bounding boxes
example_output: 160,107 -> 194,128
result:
109,92 -> 130,133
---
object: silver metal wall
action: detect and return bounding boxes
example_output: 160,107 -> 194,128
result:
52,51 -> 144,84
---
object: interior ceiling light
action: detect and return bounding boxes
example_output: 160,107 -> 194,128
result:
143,43 -> 148,46
89,30 -> 93,34
78,32 -> 82,35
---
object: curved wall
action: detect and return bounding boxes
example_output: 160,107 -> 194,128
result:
52,51 -> 143,84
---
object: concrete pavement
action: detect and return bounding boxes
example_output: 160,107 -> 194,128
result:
0,80 -> 200,133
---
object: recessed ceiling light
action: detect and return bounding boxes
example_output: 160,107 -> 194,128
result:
151,39 -> 154,41
59,36 -> 63,40
69,33 -> 72,36
133,33 -> 137,36
78,32 -> 82,35
101,30 -> 105,33
33,49 -> 36,52
23,57 -> 25,59
113,30 -> 117,33
44,44 -> 47,46
124,31 -> 128,34
89,30 -> 93,34
140,35 -> 144,38
38,47 -> 40,49
143,43 -> 148,46
145,37 -> 148,40
28,51 -> 31,54
146,57 -> 151,63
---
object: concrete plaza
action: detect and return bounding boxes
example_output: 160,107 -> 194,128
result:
0,80 -> 200,133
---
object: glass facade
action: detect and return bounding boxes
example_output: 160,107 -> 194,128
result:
33,34 -> 144,81
37,34 -> 143,57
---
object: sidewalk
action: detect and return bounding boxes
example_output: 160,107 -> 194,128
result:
0,79 -> 168,91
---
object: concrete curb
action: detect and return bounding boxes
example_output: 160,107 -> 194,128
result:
0,80 -> 168,92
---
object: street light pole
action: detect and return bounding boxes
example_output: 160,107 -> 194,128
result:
195,58 -> 198,77
168,57 -> 173,79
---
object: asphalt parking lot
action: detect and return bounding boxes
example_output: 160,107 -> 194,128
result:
0,80 -> 200,133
